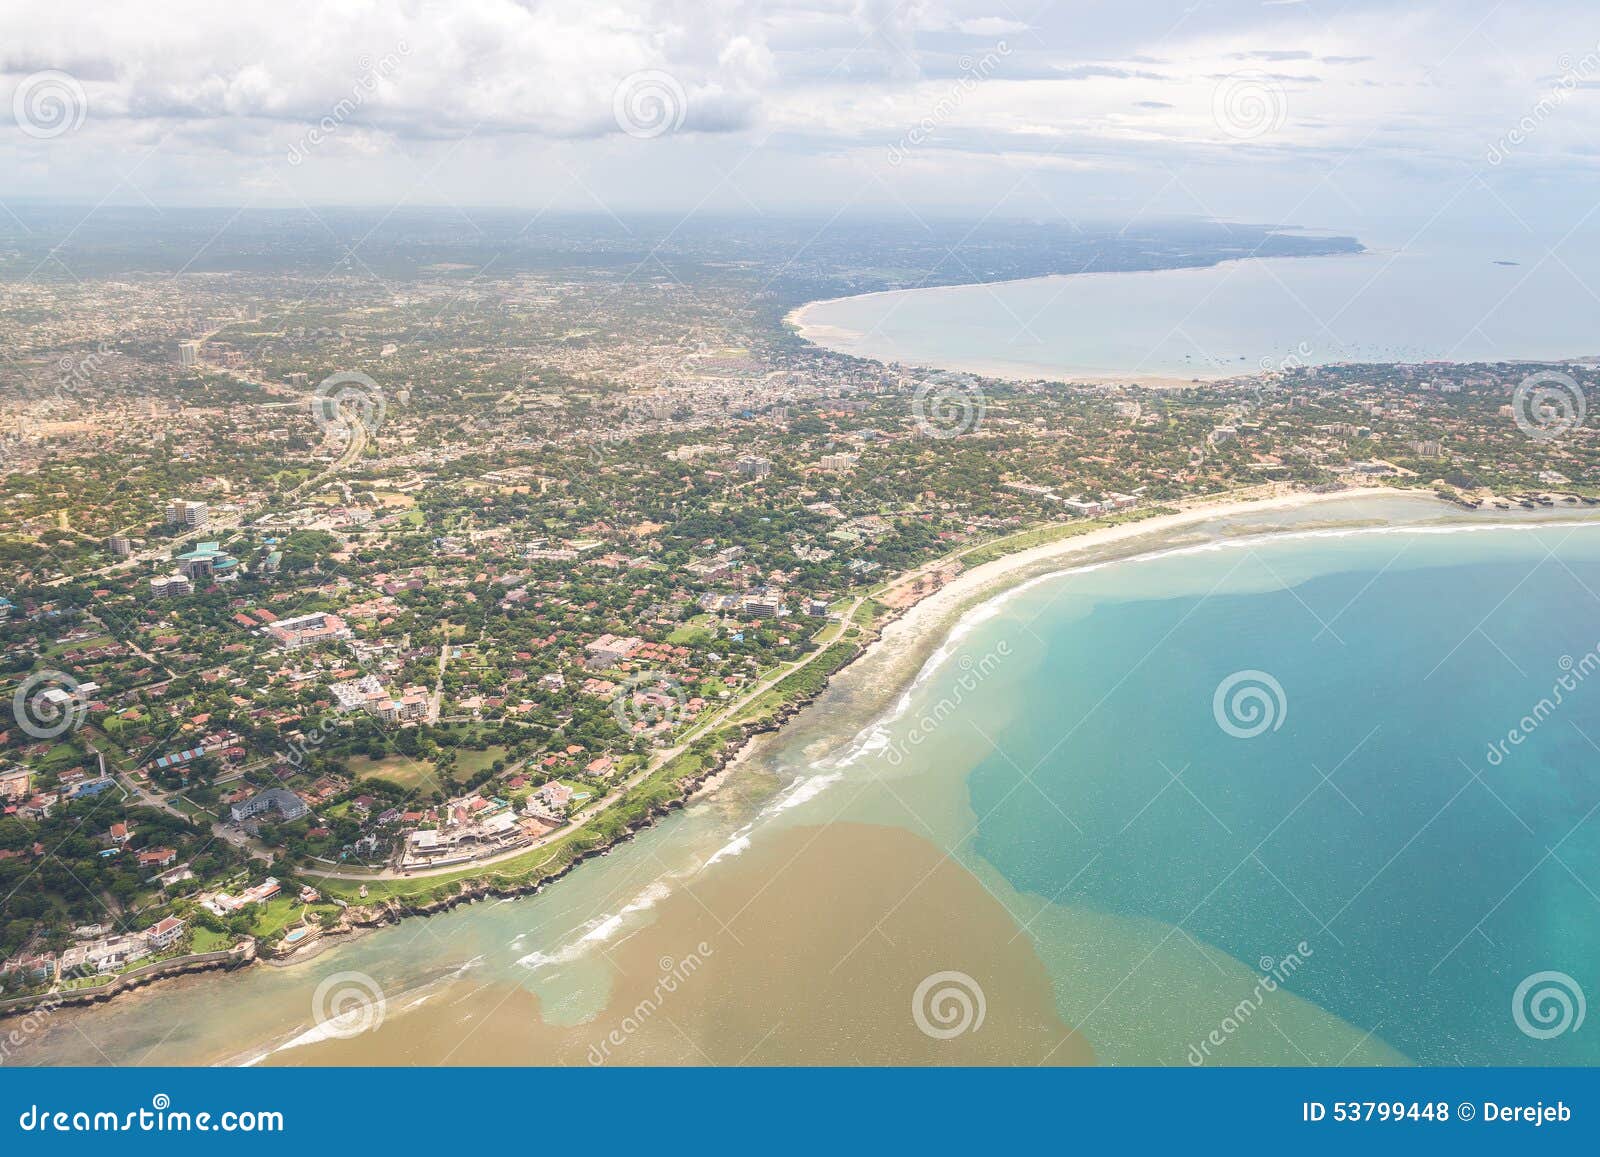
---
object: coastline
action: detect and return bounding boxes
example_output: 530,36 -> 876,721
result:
783,250 -> 1375,386
9,483 -> 1558,1027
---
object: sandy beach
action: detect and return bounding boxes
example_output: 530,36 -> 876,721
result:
871,486 -> 1427,650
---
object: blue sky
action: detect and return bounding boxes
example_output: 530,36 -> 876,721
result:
3,0 -> 1597,240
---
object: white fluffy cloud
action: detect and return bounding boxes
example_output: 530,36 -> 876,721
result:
1,0 -> 1595,227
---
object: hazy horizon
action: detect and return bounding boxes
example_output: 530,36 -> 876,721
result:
4,0 -> 1598,238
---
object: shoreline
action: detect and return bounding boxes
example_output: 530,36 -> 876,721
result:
12,483 -> 1582,1029
783,249 -> 1375,386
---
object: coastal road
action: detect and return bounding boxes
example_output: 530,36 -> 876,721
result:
307,595 -> 868,882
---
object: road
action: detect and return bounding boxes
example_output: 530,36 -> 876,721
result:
308,594 -> 867,882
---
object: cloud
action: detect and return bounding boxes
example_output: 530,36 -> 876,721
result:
957,18 -> 1030,37
3,0 -> 776,141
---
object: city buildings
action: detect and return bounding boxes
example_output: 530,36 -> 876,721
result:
165,498 -> 209,529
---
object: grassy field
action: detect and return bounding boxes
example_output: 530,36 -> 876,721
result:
450,745 -> 509,778
190,926 -> 233,953
345,753 -> 446,791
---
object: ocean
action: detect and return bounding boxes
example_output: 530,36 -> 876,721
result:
14,497 -> 1600,1066
790,241 -> 1600,380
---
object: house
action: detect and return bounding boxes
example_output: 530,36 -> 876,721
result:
144,916 -> 186,950
536,782 -> 574,810
137,847 -> 178,869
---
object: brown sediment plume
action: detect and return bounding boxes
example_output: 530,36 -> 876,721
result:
279,822 -> 1092,1066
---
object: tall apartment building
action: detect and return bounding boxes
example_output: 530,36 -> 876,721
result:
165,499 -> 209,529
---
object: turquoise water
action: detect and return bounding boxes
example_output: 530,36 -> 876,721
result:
18,502 -> 1600,1066
945,523 -> 1600,1064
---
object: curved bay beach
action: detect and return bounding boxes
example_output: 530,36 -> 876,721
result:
22,485 -> 1600,1066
